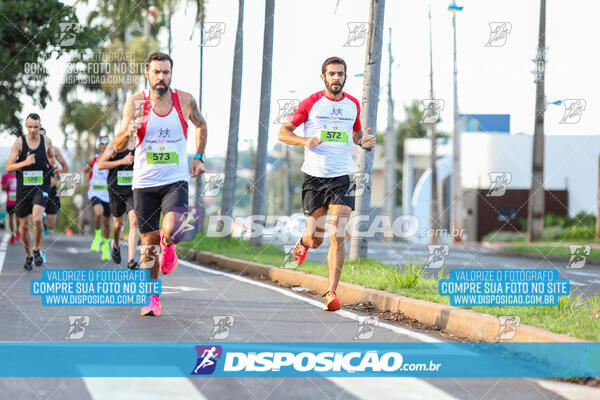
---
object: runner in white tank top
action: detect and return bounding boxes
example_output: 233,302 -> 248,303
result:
84,137 -> 112,260
114,52 -> 209,317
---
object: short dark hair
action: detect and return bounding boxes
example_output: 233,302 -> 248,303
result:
26,113 -> 40,122
39,127 -> 46,133
321,57 -> 347,75
145,52 -> 173,70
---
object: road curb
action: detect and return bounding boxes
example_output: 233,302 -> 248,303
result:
179,248 -> 588,343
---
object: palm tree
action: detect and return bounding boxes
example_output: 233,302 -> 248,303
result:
221,0 -> 245,219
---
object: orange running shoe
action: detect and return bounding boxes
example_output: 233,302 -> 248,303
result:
293,238 -> 309,266
323,290 -> 341,311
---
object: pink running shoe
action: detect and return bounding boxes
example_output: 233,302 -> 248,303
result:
160,230 -> 178,274
140,295 -> 161,316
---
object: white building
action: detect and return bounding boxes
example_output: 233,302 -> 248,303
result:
403,132 -> 600,242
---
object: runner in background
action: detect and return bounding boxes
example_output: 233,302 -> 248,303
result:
1,170 -> 18,243
40,127 -> 69,234
84,136 -> 112,261
98,135 -> 140,269
6,113 -> 58,270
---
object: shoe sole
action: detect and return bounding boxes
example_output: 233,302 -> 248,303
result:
140,310 -> 161,316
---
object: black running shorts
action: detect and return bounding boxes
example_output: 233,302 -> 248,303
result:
45,186 -> 61,215
109,192 -> 134,219
91,196 -> 111,217
133,180 -> 189,234
301,173 -> 355,216
15,189 -> 48,218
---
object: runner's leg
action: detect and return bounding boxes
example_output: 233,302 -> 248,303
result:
32,204 -> 45,251
302,206 -> 328,249
113,215 -> 123,246
326,204 -> 352,293
46,213 -> 57,230
8,211 -> 15,235
127,209 -> 139,263
140,231 -> 160,279
94,204 -> 102,230
19,217 -> 31,258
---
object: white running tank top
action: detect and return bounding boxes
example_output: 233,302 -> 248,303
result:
87,154 -> 109,202
132,88 -> 189,189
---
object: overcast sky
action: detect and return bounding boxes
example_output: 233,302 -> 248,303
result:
3,0 -> 598,159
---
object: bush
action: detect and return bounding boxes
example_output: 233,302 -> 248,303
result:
543,226 -> 564,241
560,225 -> 596,241
566,211 -> 595,228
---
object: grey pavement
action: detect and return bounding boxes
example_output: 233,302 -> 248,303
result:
0,232 -> 597,399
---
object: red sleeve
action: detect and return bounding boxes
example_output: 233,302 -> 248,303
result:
289,91 -> 323,127
346,94 -> 362,131
289,99 -> 310,127
1,175 -> 6,186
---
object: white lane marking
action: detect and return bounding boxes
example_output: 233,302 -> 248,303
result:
0,233 -> 10,274
66,247 -> 79,254
533,379 -> 600,400
83,377 -> 207,400
178,259 -> 441,343
569,280 -> 586,286
162,286 -> 206,292
564,270 -> 600,278
328,377 -> 461,400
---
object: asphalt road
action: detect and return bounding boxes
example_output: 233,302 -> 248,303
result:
0,232 -> 598,400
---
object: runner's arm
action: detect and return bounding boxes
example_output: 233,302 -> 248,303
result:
44,137 -> 59,173
54,148 -> 69,173
188,96 -> 207,155
115,97 -> 138,152
188,95 -> 207,178
278,122 -> 309,146
5,139 -> 29,172
352,128 -> 375,148
83,156 -> 94,189
97,140 -> 122,170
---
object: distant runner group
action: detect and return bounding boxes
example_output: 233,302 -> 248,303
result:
3,53 -> 373,315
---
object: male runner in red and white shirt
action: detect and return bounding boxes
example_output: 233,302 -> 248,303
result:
278,57 -> 375,311
114,52 -> 208,317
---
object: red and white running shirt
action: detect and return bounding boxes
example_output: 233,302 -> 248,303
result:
290,90 -> 361,178
133,88 -> 189,189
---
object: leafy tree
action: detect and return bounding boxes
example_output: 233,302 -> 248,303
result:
0,0 -> 102,136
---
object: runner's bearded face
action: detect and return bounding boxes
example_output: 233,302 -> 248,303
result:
146,60 -> 172,96
322,64 -> 346,95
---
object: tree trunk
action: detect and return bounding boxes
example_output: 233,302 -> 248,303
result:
527,0 -> 546,242
349,0 -> 386,260
249,0 -> 275,247
221,0 -> 245,218
383,27 -> 396,242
